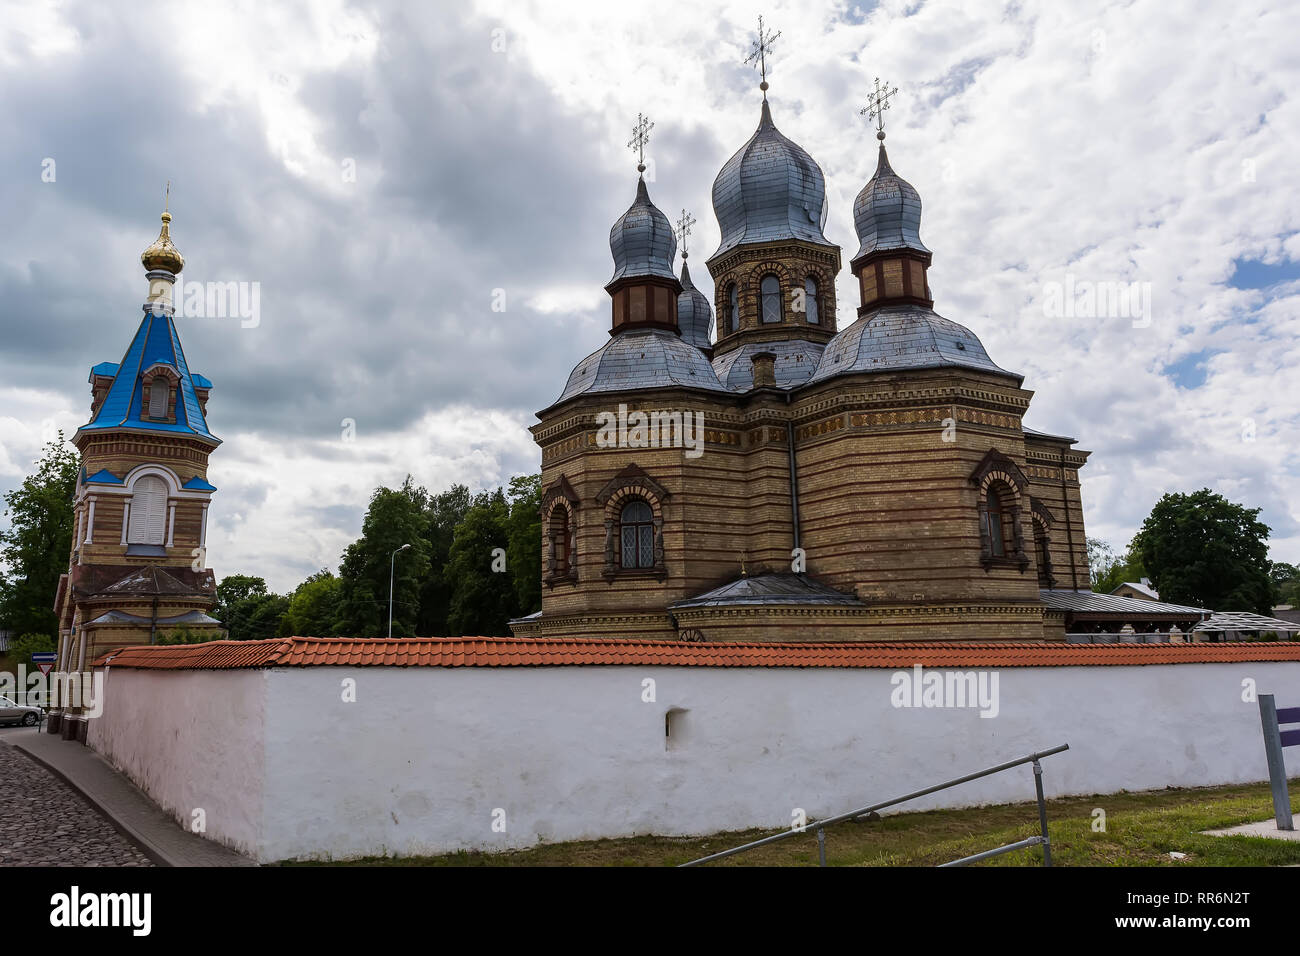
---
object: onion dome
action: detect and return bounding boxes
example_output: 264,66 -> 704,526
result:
676,259 -> 713,349
141,209 -> 185,274
711,100 -> 831,258
607,178 -> 678,287
852,144 -> 930,261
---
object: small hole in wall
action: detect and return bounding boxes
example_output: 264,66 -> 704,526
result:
665,706 -> 689,751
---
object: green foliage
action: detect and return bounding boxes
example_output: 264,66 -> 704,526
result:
505,474 -> 542,617
417,484 -> 472,636
446,488 -> 517,636
214,573 -> 291,641
336,478 -> 432,638
156,625 -> 220,645
8,632 -> 56,669
1270,561 -> 1300,607
0,435 -> 78,637
1131,489 -> 1273,614
281,571 -> 343,637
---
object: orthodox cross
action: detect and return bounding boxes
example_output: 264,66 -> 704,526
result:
745,15 -> 781,96
860,77 -> 899,141
627,112 -> 654,175
675,208 -> 696,259
164,180 -> 171,213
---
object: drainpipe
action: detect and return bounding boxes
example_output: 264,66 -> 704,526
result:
149,596 -> 159,645
786,393 -> 801,558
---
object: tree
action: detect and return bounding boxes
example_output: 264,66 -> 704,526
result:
336,480 -> 432,637
281,571 -> 343,637
213,574 -> 289,641
1131,489 -> 1273,614
8,632 -> 56,669
445,488 -> 517,636
416,484 -> 472,636
1269,561 -> 1300,607
0,434 -> 78,638
505,474 -> 542,616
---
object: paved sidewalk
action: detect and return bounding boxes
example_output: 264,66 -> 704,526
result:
1202,819 -> 1300,842
4,729 -> 256,867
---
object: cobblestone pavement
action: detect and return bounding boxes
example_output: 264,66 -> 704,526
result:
0,741 -> 154,866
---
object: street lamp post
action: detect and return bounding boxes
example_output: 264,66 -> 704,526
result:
389,543 -> 411,639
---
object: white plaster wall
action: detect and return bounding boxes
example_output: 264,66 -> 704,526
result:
87,668 -> 267,857
250,661 -> 1300,862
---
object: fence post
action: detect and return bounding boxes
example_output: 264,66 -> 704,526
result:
1259,694 -> 1294,831
1032,758 -> 1052,867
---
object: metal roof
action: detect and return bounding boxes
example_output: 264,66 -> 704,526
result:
77,307 -> 219,443
1039,589 -> 1209,617
710,99 -> 833,259
712,339 -> 825,391
676,260 -> 714,350
1111,580 -> 1159,600
555,328 -> 728,403
852,143 -> 930,260
1192,611 -> 1300,633
607,177 -> 677,286
669,573 -> 863,609
1022,425 -> 1078,443
806,304 -> 1021,386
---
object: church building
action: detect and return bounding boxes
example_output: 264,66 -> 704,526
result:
52,202 -> 222,732
513,74 -> 1207,643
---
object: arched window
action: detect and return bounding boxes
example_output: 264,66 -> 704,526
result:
760,275 -> 782,323
727,283 -> 739,333
981,483 -> 1011,557
148,376 -> 170,418
127,476 -> 168,545
548,505 -> 572,577
804,277 -> 820,325
619,499 -> 654,570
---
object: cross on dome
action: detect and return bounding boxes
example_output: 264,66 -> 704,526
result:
675,208 -> 696,259
627,112 -> 654,175
745,15 -> 781,99
860,77 -> 899,141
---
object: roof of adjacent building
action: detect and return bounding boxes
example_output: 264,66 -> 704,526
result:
1039,589 -> 1208,617
669,572 -> 862,609
78,308 -> 218,443
711,339 -> 825,391
1193,611 -> 1300,632
676,260 -> 714,350
710,99 -> 832,259
853,143 -> 930,261
607,177 -> 678,286
806,304 -> 1021,386
92,636 -> 1300,670
1111,579 -> 1159,600
554,328 -> 728,404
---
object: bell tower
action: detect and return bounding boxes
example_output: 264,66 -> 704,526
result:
51,194 -> 223,738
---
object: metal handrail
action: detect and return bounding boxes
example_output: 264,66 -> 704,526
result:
680,742 -> 1070,867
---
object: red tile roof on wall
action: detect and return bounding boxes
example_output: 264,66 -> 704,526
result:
90,637 -> 1300,671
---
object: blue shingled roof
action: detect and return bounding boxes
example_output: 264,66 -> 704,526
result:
181,476 -> 217,491
89,362 -> 120,380
85,468 -> 125,485
77,309 -> 219,443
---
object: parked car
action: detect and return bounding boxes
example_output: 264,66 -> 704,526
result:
0,696 -> 42,726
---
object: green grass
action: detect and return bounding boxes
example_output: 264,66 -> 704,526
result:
280,780 -> 1300,867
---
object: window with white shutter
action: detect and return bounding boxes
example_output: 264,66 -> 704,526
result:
148,377 -> 169,418
127,476 -> 168,545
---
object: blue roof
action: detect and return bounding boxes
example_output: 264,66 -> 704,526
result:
192,373 -> 213,389
90,362 -> 120,380
181,476 -> 217,491
77,308 -> 219,443
85,468 -> 125,485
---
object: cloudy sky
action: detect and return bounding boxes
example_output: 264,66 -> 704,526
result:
1,0 -> 1297,593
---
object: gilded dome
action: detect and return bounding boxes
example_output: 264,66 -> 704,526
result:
711,99 -> 831,258
141,211 -> 184,274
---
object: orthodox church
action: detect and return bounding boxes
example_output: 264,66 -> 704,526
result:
52,202 -> 222,717
513,77 -> 1206,643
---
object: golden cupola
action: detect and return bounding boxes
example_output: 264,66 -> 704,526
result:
140,208 -> 184,275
